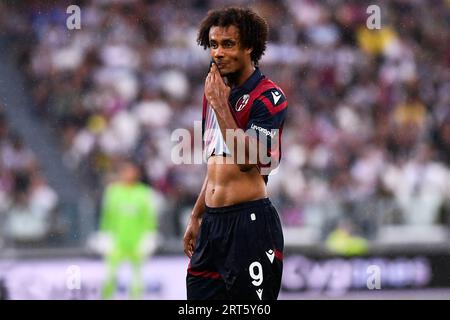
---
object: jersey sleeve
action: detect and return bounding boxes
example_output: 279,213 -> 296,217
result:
245,89 -> 288,171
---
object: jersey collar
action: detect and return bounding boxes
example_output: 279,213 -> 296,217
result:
230,68 -> 264,95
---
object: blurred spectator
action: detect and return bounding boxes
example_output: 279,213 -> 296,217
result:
1,134 -> 36,172
3,168 -> 58,245
326,218 -> 369,256
0,107 -> 58,245
433,112 -> 450,166
383,144 -> 449,225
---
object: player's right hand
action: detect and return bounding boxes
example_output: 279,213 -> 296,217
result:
183,216 -> 201,258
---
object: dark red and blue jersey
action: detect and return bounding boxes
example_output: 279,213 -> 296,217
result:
202,68 -> 288,183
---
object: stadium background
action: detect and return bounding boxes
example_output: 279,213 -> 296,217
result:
0,0 -> 449,299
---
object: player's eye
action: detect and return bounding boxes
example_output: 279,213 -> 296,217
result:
210,42 -> 218,49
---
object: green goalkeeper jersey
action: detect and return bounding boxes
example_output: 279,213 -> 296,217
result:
100,182 -> 158,249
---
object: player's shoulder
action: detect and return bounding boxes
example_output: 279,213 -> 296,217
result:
250,78 -> 288,113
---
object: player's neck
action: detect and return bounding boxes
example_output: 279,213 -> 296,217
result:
121,180 -> 137,186
226,63 -> 255,88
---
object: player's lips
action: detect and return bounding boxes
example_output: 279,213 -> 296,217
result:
216,62 -> 227,69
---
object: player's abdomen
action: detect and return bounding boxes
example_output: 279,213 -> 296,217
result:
205,156 -> 267,207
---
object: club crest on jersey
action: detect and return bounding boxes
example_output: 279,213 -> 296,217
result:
235,94 -> 250,112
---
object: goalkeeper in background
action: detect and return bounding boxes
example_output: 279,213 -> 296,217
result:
98,159 -> 158,299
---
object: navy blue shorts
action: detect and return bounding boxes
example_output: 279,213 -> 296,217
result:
186,198 -> 284,300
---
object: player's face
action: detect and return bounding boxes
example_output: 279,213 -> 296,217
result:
209,25 -> 252,76
120,163 -> 140,183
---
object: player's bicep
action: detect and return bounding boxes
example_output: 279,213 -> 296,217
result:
245,99 -> 287,150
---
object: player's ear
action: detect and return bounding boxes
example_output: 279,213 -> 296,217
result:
245,47 -> 253,55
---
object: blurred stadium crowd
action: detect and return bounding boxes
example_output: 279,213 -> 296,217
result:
0,0 -> 449,249
0,109 -> 59,245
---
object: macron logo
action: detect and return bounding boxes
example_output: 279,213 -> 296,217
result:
265,249 -> 275,264
271,91 -> 281,105
256,289 -> 263,300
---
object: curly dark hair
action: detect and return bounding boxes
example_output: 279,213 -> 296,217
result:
197,7 -> 269,66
